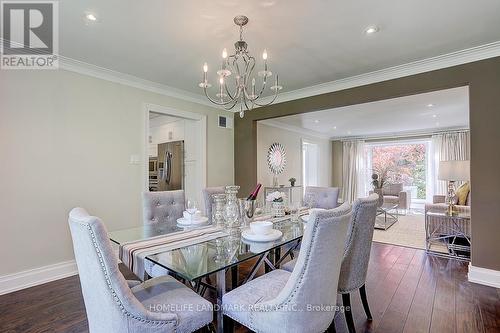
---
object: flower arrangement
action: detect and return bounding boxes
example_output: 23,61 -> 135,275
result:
371,166 -> 392,189
266,191 -> 287,202
288,177 -> 296,186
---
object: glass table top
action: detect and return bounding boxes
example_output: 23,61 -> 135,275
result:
426,210 -> 471,220
109,219 -> 306,282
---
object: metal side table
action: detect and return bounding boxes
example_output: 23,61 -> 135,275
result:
375,203 -> 399,230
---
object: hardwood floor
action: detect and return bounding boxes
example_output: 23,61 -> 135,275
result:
1,243 -> 498,333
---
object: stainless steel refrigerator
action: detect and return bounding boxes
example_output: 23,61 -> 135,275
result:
156,141 -> 184,191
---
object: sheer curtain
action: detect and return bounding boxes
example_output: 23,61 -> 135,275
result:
432,131 -> 470,195
342,140 -> 366,203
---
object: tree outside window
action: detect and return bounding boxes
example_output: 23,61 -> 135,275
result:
367,143 -> 427,199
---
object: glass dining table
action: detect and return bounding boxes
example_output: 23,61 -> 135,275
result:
109,217 -> 306,333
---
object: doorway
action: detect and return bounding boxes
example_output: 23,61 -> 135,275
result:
144,103 -> 207,206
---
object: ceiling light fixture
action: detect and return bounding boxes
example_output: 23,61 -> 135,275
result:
85,13 -> 97,21
199,15 -> 282,118
314,120 -> 319,123
432,114 -> 437,118
364,26 -> 379,35
333,126 -> 337,130
427,103 -> 434,107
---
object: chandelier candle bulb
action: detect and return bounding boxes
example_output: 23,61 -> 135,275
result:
222,48 -> 228,59
203,62 -> 208,73
263,49 -> 268,60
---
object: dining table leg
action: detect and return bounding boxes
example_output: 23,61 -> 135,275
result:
216,269 -> 226,333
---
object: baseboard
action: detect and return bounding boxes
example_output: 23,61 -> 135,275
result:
468,263 -> 500,289
0,260 -> 78,295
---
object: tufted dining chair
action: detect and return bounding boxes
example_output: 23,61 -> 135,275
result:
68,208 -> 212,333
201,186 -> 225,220
142,190 -> 184,278
143,190 -> 185,226
282,193 -> 379,333
222,203 -> 352,333
304,186 -> 341,209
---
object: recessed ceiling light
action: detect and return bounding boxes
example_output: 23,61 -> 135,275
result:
332,126 -> 337,130
435,122 -> 440,126
364,26 -> 379,35
347,130 -> 352,135
314,120 -> 319,123
432,114 -> 437,118
427,103 -> 434,107
85,13 -> 97,22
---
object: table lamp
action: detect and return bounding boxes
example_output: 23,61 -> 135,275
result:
438,160 -> 470,215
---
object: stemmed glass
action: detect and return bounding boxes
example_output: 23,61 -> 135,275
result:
185,199 -> 198,226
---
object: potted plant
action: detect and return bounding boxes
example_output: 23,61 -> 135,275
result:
288,177 -> 296,187
266,191 -> 287,217
371,166 -> 392,207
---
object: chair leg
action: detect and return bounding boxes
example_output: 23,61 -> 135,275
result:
326,319 -> 336,333
359,284 -> 373,321
342,293 -> 356,333
223,314 -> 234,333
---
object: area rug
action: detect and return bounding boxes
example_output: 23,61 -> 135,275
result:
372,211 -> 445,252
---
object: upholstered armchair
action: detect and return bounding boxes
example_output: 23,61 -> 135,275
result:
222,203 -> 352,333
201,186 -> 225,220
304,186 -> 341,209
282,194 -> 379,333
380,183 -> 411,213
142,190 -> 184,278
143,190 -> 185,226
68,208 -> 212,333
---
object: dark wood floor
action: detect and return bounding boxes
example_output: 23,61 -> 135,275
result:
1,242 -> 499,333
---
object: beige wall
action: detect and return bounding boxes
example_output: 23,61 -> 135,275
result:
256,122 -> 332,201
331,140 -> 343,188
0,69 -> 234,276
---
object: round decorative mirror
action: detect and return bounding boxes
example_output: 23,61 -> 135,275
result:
267,143 -> 286,175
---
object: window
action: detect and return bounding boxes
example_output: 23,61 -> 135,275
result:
302,140 -> 319,191
365,140 -> 432,201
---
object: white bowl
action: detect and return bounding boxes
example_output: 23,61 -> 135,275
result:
250,221 -> 273,235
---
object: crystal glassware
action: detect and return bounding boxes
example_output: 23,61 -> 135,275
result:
185,198 -> 198,226
211,194 -> 226,226
223,185 -> 241,229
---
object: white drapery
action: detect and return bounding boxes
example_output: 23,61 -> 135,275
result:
342,140 -> 366,203
432,131 -> 470,195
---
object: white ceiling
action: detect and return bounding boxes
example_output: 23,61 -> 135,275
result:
60,1 -> 500,97
260,86 -> 469,139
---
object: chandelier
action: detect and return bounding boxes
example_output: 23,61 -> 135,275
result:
199,15 -> 282,118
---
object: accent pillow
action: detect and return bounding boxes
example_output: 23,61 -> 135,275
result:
455,182 -> 470,206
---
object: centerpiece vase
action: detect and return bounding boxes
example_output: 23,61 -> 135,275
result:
223,185 -> 241,230
212,194 -> 227,226
271,201 -> 285,217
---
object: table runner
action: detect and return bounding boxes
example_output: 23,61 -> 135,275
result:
119,225 -> 228,278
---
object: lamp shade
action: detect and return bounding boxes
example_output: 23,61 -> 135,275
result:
438,160 -> 470,181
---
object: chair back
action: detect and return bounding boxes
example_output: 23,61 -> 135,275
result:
338,194 -> 379,293
383,183 -> 403,196
304,186 -> 340,209
68,208 -> 176,333
254,203 -> 352,332
201,186 -> 225,218
143,190 -> 185,226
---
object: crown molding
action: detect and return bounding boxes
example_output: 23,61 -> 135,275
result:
58,56 -> 214,107
4,38 -> 499,109
258,41 -> 500,106
259,119 -> 331,140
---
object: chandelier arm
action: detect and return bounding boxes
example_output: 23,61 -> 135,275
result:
223,99 -> 239,111
251,88 -> 280,107
203,87 -> 237,106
